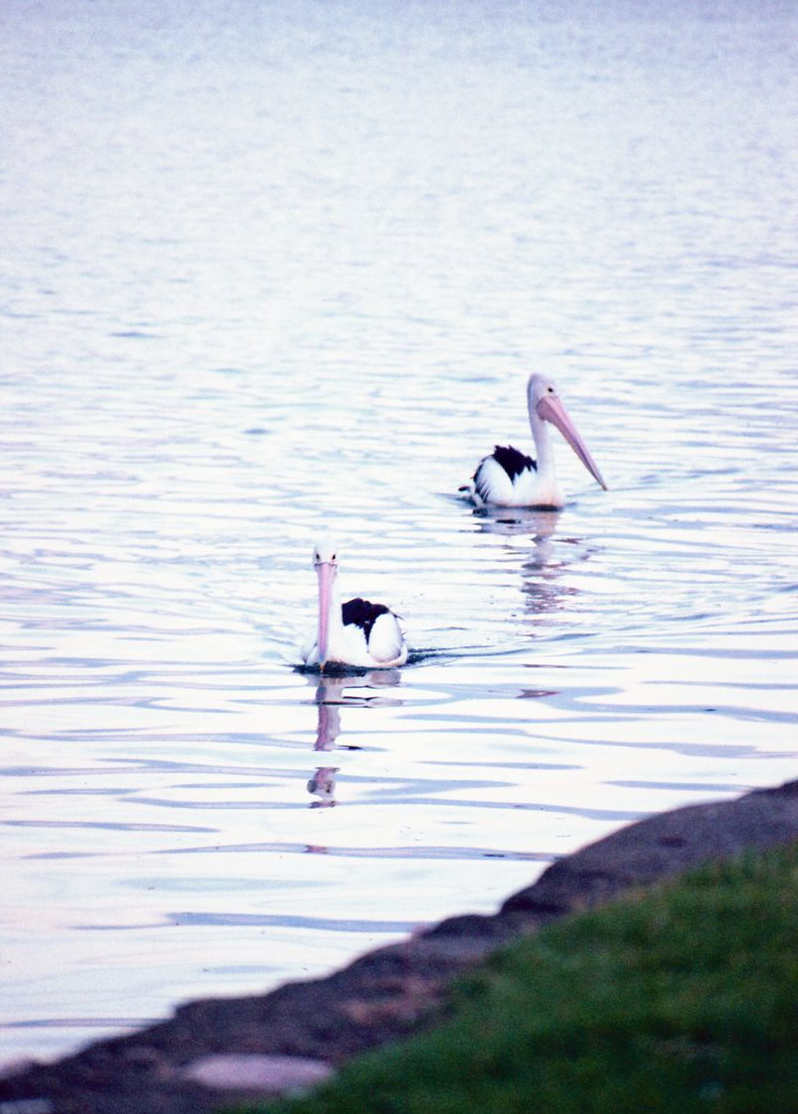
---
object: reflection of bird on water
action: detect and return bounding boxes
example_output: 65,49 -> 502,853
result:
459,373 -> 606,509
519,522 -> 591,619
307,766 -> 337,807
306,671 -> 403,808
307,678 -> 342,807
302,540 -> 408,670
313,694 -> 341,752
476,507 -> 561,538
477,511 -> 589,620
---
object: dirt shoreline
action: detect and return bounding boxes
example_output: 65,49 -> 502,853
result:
2,778 -> 796,1114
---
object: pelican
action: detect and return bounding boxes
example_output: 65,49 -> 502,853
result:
302,541 -> 408,670
460,373 -> 607,509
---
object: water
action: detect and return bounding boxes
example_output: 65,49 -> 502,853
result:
2,0 -> 797,1063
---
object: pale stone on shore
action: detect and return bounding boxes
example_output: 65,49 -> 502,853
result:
182,1053 -> 333,1093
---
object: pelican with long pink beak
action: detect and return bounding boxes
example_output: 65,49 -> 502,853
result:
460,373 -> 607,509
302,541 -> 408,670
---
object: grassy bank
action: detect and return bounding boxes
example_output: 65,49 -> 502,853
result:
231,842 -> 798,1114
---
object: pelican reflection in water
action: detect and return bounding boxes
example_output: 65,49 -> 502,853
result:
475,508 -> 592,627
306,671 -> 403,808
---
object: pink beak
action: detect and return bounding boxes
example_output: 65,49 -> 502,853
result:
536,394 -> 607,490
315,561 -> 335,667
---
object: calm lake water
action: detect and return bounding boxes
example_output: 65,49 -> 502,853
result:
2,0 -> 797,1063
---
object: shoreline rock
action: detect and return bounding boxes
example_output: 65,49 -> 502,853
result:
1,779 -> 796,1114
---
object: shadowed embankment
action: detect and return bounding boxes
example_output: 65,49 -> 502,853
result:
1,779 -> 796,1114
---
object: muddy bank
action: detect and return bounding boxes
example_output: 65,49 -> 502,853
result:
2,779 -> 796,1114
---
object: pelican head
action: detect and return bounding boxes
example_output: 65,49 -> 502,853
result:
527,373 -> 607,491
313,538 -> 339,571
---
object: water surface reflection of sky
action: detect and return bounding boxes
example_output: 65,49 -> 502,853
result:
1,0 -> 797,1064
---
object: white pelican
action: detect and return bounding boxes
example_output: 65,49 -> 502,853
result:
460,373 -> 607,509
302,541 -> 408,670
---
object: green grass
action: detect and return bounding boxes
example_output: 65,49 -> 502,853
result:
230,842 -> 798,1114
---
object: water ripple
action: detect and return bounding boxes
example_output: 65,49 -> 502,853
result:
2,0 -> 797,1063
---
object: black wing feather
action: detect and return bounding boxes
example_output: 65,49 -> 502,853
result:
491,444 -> 536,480
342,598 -> 390,641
